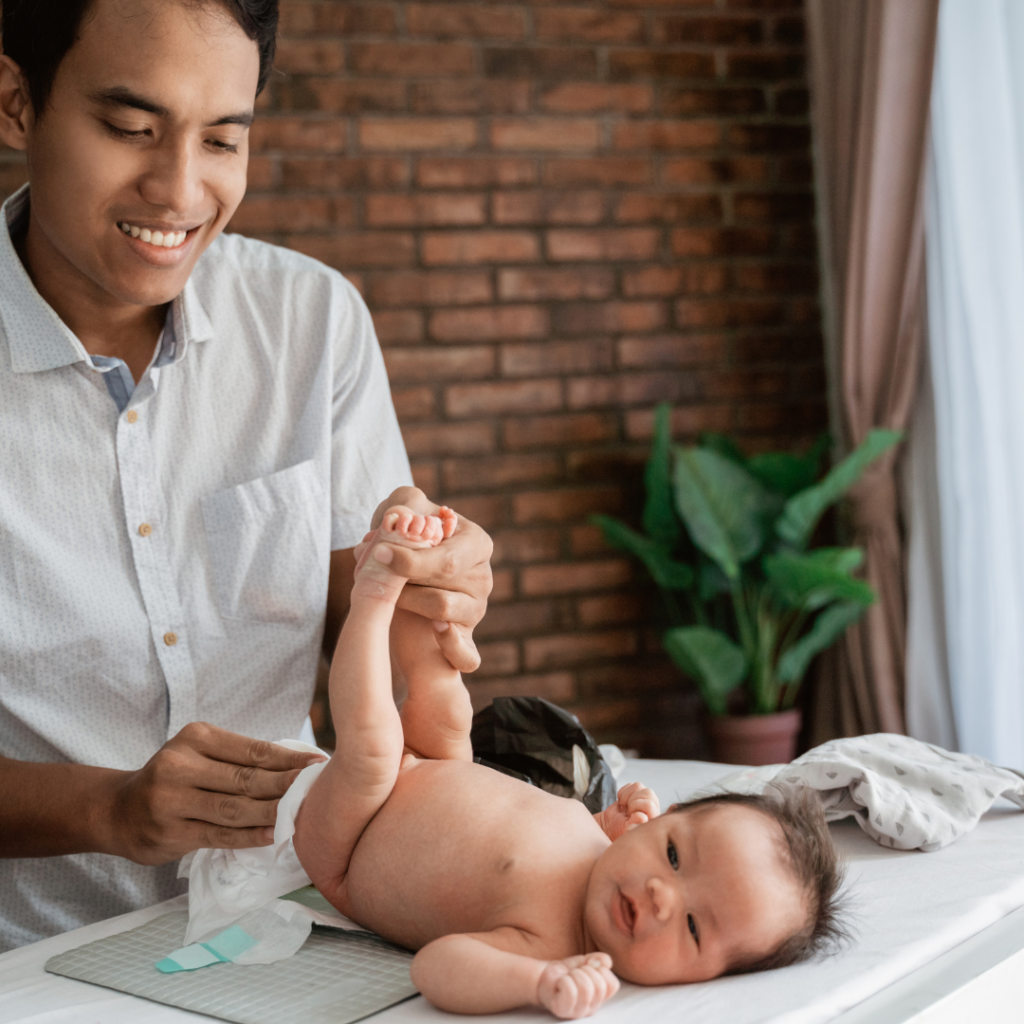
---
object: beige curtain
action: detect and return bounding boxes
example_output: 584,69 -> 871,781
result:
805,0 -> 940,741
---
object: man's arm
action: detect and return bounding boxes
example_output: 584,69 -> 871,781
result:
411,931 -> 619,1019
0,724 -> 323,862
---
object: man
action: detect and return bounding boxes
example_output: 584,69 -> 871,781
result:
0,0 -> 492,950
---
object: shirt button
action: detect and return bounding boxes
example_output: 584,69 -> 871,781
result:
138,523 -> 153,537
163,632 -> 178,647
126,410 -> 138,424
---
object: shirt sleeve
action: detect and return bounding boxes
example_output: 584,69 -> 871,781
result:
328,276 -> 413,551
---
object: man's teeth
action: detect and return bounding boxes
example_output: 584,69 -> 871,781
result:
119,222 -> 188,248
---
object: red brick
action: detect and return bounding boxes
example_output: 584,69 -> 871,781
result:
652,15 -> 763,44
490,569 -> 516,602
281,157 -> 409,191
780,156 -> 814,185
547,228 -> 659,262
493,191 -> 605,226
521,559 -> 632,596
662,157 -> 770,185
535,10 -> 644,43
372,310 -> 424,345
411,461 -> 438,495
360,118 -> 477,151
614,194 -> 722,224
279,80 -> 406,114
432,305 -> 549,343
446,495 -> 506,530
544,158 -> 649,187
728,124 -> 811,151
608,0 -> 718,6
492,529 -> 563,565
670,227 -> 776,257
446,379 -> 562,418
612,121 -> 720,151
775,16 -> 806,45
249,118 -> 346,153
504,412 -> 618,450
274,40 -> 345,74
246,158 -> 275,190
777,86 -> 810,116
513,486 -> 623,524
466,672 -> 574,709
368,271 -> 492,307
702,369 -> 790,399
229,196 -> 354,233
475,602 -> 562,641
350,43 -> 476,76
484,48 -> 599,79
422,231 -> 540,266
609,50 -> 715,79
617,333 -> 727,368
662,87 -> 766,116
570,523 -> 609,557
625,405 -> 733,440
621,265 -> 727,297
443,454 -> 562,492
473,641 -> 521,677
552,301 -> 667,335
406,3 -> 525,39
385,345 -> 495,382
538,83 -> 652,114
411,81 -> 531,115
577,593 -> 646,627
566,449 -> 644,483
402,422 -> 496,458
417,157 -> 537,189
491,119 -> 600,152
278,2 -> 396,35
567,372 -> 701,409
288,233 -> 415,269
675,298 -> 784,329
727,52 -> 805,80
391,386 -> 435,420
501,340 -> 614,377
525,630 -> 637,669
737,401 -> 826,432
498,268 -> 614,302
734,192 -> 815,222
734,263 -> 817,293
365,193 -> 487,227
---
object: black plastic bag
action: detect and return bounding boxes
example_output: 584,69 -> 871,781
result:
470,696 -> 616,813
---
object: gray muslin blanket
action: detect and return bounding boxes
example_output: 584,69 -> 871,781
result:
694,733 -> 1024,851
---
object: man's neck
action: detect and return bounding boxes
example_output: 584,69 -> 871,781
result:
14,215 -> 167,383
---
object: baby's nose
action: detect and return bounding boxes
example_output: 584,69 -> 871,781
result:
647,877 -> 676,922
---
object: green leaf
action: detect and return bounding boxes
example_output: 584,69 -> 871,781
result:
698,561 -> 732,601
664,626 -> 748,716
763,550 -> 875,610
590,515 -> 694,590
747,452 -> 820,498
776,429 -> 904,549
777,602 -> 866,683
642,403 -> 681,549
699,432 -> 747,465
673,447 -> 772,579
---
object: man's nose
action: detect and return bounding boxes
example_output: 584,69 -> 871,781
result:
646,876 -> 677,922
140,137 -> 202,213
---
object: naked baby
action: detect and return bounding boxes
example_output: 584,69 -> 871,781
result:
293,508 -> 843,1019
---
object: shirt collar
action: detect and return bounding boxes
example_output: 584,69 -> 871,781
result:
0,184 -> 213,374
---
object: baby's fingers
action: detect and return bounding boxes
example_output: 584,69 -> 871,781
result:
624,810 -> 649,831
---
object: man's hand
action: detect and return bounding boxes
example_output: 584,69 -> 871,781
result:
537,954 -> 620,1019
368,486 -> 493,673
105,722 -> 324,865
594,782 -> 661,841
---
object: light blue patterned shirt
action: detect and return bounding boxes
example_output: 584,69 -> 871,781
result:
0,185 -> 412,950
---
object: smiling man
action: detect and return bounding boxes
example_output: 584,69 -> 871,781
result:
0,0 -> 492,950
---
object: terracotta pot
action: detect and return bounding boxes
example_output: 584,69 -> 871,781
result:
703,709 -> 802,766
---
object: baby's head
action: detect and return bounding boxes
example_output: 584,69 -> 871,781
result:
584,784 -> 845,985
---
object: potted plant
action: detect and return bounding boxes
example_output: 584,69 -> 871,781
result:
592,404 -> 902,765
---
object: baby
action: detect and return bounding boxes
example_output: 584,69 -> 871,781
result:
293,508 -> 844,1019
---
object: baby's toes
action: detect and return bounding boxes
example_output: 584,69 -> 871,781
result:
438,506 -> 458,539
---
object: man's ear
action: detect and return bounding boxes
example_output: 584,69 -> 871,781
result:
0,56 -> 32,151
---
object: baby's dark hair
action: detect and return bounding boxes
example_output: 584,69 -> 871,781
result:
672,784 -> 847,974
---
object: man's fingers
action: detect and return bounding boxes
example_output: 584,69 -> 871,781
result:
396,583 -> 485,629
431,621 -> 481,673
180,760 -> 305,800
189,822 -> 277,851
174,722 -> 325,773
189,790 -> 281,830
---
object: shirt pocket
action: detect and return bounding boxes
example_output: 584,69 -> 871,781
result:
201,460 -> 329,626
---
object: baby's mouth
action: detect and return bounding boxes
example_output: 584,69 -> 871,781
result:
618,891 -> 636,936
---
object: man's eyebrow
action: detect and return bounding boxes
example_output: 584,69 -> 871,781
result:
89,87 -> 253,128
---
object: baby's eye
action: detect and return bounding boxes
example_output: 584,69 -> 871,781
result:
688,913 -> 699,947
667,840 -> 678,870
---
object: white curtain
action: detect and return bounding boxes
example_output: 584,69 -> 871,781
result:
920,0 -> 1024,767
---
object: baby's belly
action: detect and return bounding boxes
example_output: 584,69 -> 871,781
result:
338,759 -> 571,949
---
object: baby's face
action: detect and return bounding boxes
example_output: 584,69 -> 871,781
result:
584,803 -> 807,985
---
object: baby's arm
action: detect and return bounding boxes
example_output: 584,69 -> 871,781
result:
593,782 -> 660,841
412,931 -> 619,1019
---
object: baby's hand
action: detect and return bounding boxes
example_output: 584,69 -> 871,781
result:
537,953 -> 619,1019
595,782 -> 660,840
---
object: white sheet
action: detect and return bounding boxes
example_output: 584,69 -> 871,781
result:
4,758 -> 1024,1024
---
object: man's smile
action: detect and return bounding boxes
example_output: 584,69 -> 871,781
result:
117,220 -> 191,248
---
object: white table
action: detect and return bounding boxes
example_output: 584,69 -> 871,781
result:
4,759 -> 1024,1024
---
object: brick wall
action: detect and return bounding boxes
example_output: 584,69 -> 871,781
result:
0,0 -> 826,758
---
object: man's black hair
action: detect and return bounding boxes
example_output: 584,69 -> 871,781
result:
1,0 -> 277,114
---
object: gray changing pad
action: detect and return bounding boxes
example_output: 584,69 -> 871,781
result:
44,910 -> 419,1024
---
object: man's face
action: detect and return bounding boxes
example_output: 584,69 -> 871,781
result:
14,0 -> 259,308
584,803 -> 808,985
